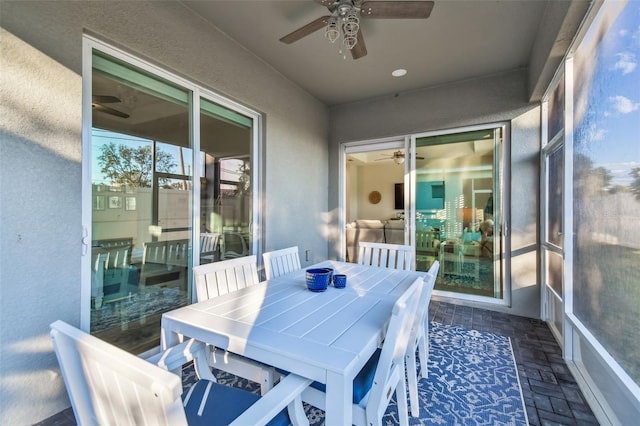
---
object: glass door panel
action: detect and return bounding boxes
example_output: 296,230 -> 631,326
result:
344,140 -> 407,263
90,50 -> 191,353
199,98 -> 253,264
414,128 -> 503,300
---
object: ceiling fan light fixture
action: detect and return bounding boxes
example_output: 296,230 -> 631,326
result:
343,10 -> 360,36
394,156 -> 405,165
343,34 -> 358,50
324,3 -> 360,52
325,17 -> 339,43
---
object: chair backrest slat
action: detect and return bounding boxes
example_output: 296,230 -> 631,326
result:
263,246 -> 301,279
193,255 -> 260,301
358,242 -> 413,270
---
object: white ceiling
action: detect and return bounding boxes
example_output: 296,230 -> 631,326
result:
181,0 -> 550,106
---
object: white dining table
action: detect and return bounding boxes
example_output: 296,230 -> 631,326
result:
161,260 -> 425,425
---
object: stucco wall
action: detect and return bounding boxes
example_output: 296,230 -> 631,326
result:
327,69 -> 541,318
0,1 -> 328,423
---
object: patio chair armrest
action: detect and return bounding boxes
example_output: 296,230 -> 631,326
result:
230,373 -> 311,426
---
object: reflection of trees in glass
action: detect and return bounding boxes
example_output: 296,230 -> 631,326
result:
574,154 -> 639,199
98,142 -> 176,188
574,154 -> 613,197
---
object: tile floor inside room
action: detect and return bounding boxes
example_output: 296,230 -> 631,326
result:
36,301 -> 599,426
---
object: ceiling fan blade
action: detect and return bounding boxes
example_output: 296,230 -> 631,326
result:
92,103 -> 130,119
92,95 -> 121,104
279,15 -> 331,44
360,1 -> 434,19
351,29 -> 367,59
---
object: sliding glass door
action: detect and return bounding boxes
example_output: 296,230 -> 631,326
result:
342,127 -> 505,302
84,41 -> 259,354
411,127 -> 504,300
90,50 -> 192,353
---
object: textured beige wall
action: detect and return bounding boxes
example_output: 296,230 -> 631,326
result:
0,1 -> 328,423
1,28 -> 84,426
327,70 -> 541,318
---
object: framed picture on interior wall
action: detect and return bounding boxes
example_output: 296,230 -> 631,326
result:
93,195 -> 105,210
125,196 -> 136,211
108,196 -> 122,209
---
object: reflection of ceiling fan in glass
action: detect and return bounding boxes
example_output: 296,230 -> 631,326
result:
376,150 -> 424,164
92,95 -> 130,119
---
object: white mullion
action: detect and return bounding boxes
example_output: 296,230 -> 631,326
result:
80,37 -> 94,332
407,135 -> 415,263
191,90 -> 201,303
563,56 -> 575,359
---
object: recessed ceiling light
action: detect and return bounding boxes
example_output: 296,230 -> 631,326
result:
392,69 -> 407,77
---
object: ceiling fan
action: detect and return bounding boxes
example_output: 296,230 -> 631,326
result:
279,0 -> 434,60
376,150 -> 424,164
92,95 -> 130,119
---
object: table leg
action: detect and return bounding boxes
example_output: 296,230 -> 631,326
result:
325,371 -> 352,425
160,318 -> 180,350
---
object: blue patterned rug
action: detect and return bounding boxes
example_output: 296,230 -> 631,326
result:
184,322 -> 528,425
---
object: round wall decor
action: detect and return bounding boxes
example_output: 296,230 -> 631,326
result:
368,191 -> 382,204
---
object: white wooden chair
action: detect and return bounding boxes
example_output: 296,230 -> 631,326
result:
199,232 -> 220,263
91,244 -> 135,307
94,237 -> 134,250
193,255 -> 275,395
298,276 -> 423,426
194,255 -> 260,300
139,239 -> 189,289
406,261 -> 439,417
263,246 -> 302,279
143,239 -> 190,266
415,230 -> 440,269
90,249 -> 106,308
220,231 -> 249,260
358,241 -> 413,270
50,320 -> 310,426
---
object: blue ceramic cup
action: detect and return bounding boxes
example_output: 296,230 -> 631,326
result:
333,274 -> 347,288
